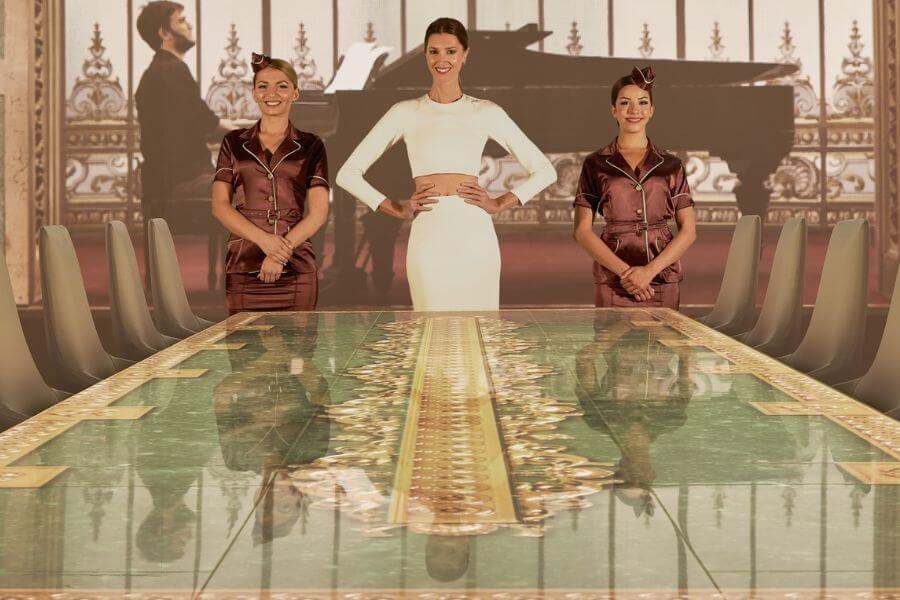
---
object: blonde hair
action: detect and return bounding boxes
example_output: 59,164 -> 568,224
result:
253,58 -> 298,88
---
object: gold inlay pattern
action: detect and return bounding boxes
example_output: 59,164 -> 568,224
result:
389,317 -> 517,525
0,420 -> 80,467
1,588 -> 898,599
36,405 -> 155,421
205,342 -> 248,350
658,339 -> 706,347
0,313 -> 263,472
828,414 -> 900,460
629,320 -> 668,327
752,402 -> 877,416
693,364 -> 751,374
288,316 -> 617,537
649,309 -> 900,471
0,466 -> 68,488
837,462 -> 900,484
147,369 -> 207,379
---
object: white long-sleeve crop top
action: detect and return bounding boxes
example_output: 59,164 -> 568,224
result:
335,94 -> 557,211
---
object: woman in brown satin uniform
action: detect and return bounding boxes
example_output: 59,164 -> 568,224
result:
212,53 -> 329,314
573,67 -> 696,309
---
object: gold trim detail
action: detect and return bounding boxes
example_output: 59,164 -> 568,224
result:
827,415 -> 900,461
0,313 -> 263,467
0,588 -> 898,599
389,318 -> 518,525
629,320 -> 667,327
752,402 -> 877,417
148,369 -> 207,379
649,309 -> 900,463
0,420 -> 80,467
693,364 -> 751,374
0,466 -> 68,488
36,405 -> 155,421
658,339 -> 706,347
288,316 -> 617,538
837,462 -> 900,484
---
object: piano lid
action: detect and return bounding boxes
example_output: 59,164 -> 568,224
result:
371,24 -> 798,90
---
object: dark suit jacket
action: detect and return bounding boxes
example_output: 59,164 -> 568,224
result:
135,50 -> 219,203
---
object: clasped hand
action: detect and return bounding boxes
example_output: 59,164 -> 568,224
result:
619,265 -> 656,302
257,233 -> 293,283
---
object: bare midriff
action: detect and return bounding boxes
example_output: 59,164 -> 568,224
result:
414,173 -> 478,197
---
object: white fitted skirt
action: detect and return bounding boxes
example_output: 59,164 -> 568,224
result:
406,195 -> 500,311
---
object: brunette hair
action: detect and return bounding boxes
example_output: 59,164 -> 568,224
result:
252,57 -> 299,88
136,1 -> 185,51
611,66 -> 655,105
424,17 -> 469,50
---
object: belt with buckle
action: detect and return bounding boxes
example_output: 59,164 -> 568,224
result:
603,221 -> 668,234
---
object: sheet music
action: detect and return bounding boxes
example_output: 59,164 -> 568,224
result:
324,42 -> 392,94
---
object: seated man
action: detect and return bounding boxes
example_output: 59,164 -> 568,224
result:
135,1 -> 236,287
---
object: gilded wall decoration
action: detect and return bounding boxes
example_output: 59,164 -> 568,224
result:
65,23 -> 127,122
293,22 -> 324,91
831,21 -> 875,119
772,21 -> 818,119
33,0 -> 48,235
876,0 -> 900,295
206,23 -> 259,120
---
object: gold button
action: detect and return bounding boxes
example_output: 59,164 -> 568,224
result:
267,173 -> 273,180
635,183 -> 643,191
268,196 -> 275,202
636,208 -> 643,215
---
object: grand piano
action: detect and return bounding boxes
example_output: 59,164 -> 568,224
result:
292,25 -> 798,304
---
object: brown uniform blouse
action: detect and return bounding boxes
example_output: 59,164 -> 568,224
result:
214,121 -> 329,274
574,138 -> 693,285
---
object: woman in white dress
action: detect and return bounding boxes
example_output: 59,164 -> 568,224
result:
335,17 -> 556,311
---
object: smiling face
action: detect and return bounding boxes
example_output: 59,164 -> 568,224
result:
253,67 -> 299,117
611,84 -> 654,134
425,32 -> 468,83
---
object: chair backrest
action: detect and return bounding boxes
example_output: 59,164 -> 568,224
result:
742,217 -> 806,355
0,245 -> 59,423
784,219 -> 868,382
850,263 -> 900,415
704,215 -> 761,333
148,218 -> 203,338
107,220 -> 169,360
39,225 -> 117,390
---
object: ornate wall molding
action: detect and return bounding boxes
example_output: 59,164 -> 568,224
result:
0,95 -> 5,253
831,21 -> 875,118
875,0 -> 900,295
66,23 -> 127,122
206,23 -> 258,120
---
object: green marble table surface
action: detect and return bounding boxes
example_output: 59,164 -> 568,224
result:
0,308 -> 897,599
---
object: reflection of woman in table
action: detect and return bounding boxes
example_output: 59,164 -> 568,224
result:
573,67 -> 696,309
213,322 -> 331,544
336,17 -> 556,311
135,377 -> 218,563
212,53 -> 329,314
574,313 -> 693,516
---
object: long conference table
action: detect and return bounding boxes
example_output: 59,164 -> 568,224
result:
0,308 -> 897,599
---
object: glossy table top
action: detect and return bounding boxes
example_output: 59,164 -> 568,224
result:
0,308 -> 898,599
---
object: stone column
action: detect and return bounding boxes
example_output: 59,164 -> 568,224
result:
876,0 -> 900,295
0,0 -> 63,305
